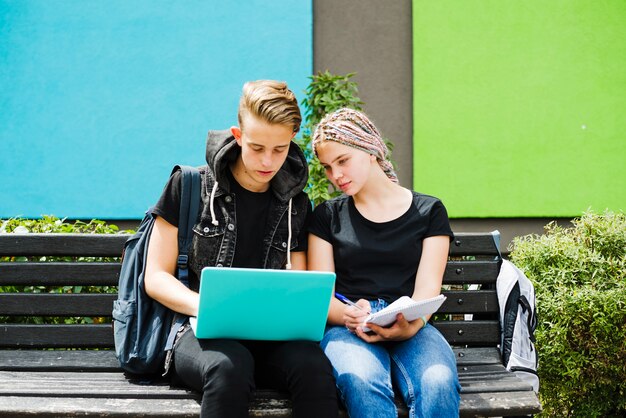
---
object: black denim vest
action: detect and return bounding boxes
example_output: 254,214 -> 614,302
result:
187,166 -> 310,290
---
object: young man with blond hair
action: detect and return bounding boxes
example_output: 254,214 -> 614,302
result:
144,80 -> 338,418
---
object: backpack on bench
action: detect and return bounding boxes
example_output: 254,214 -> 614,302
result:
496,254 -> 540,393
112,165 -> 200,375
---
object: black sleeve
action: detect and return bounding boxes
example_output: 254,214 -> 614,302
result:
293,200 -> 313,252
425,199 -> 454,240
308,201 -> 334,243
152,170 -> 182,228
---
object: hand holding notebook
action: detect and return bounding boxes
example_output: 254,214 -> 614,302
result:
362,294 -> 446,332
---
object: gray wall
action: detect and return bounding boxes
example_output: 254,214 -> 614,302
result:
313,0 -> 414,186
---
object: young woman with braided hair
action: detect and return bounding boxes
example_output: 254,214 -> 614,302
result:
308,108 -> 460,417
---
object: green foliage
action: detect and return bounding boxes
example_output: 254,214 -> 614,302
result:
301,71 -> 365,129
509,210 -> 626,417
296,71 -> 364,206
1,215 -> 124,235
0,216 -> 132,325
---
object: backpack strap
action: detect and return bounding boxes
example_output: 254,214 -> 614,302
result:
518,295 -> 537,343
164,165 -> 200,353
174,165 -> 201,286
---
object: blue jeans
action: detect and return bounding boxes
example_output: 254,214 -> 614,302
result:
321,299 -> 460,418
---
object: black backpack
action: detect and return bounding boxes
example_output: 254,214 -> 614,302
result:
112,165 -> 200,375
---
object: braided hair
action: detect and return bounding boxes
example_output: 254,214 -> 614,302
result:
312,108 -> 398,183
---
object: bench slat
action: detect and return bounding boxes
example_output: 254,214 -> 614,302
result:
0,396 -> 202,418
0,391 -> 541,418
0,233 -> 500,258
0,259 -> 497,286
0,293 -> 116,316
0,324 -> 113,348
0,291 -> 497,316
0,350 -> 121,372
452,347 -> 502,365
434,321 -> 500,345
0,371 -> 197,399
1,322 -> 501,349
460,378 -> 533,393
444,260 -> 499,284
460,391 -> 542,416
0,348 -> 504,372
0,368 -> 532,397
0,234 -> 128,257
0,262 -> 120,286
448,233 -> 499,256
1,323 -> 500,349
439,290 -> 497,314
458,364 -> 513,376
0,393 -> 541,418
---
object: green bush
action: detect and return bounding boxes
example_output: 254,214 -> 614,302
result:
1,215 -> 125,235
0,216 -> 130,325
509,210 -> 626,417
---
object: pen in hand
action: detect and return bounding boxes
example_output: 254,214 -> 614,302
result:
335,293 -> 369,313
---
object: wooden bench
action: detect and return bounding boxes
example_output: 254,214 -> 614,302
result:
0,232 -> 541,417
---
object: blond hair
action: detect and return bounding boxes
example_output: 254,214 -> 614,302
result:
238,80 -> 301,133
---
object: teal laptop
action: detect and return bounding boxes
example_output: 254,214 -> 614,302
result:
190,267 -> 336,341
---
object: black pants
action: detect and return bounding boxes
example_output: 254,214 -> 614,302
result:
171,329 -> 338,418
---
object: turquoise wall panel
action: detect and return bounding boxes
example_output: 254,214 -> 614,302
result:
1,1 -> 312,219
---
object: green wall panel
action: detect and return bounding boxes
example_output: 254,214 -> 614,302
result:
412,0 -> 626,217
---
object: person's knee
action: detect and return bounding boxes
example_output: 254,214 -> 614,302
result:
420,363 -> 458,394
414,363 -> 460,416
297,343 -> 333,372
337,370 -> 392,399
283,343 -> 335,385
199,343 -> 254,392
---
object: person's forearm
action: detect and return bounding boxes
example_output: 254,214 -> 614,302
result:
327,299 -> 348,325
289,251 -> 307,270
411,281 -> 442,300
412,236 -> 449,300
145,272 -> 200,317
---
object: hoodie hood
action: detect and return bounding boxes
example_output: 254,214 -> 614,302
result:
205,129 -> 309,202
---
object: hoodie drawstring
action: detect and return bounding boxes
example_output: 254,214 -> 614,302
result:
209,181 -> 219,226
285,198 -> 293,270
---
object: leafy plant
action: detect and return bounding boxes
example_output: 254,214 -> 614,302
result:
296,71 -> 365,206
509,210 -> 626,417
1,215 -> 125,235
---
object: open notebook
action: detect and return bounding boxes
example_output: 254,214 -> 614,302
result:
190,267 -> 336,341
362,294 -> 447,332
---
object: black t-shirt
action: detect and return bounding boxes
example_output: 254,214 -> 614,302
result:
309,192 -> 453,303
225,169 -> 271,268
153,169 -> 309,269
